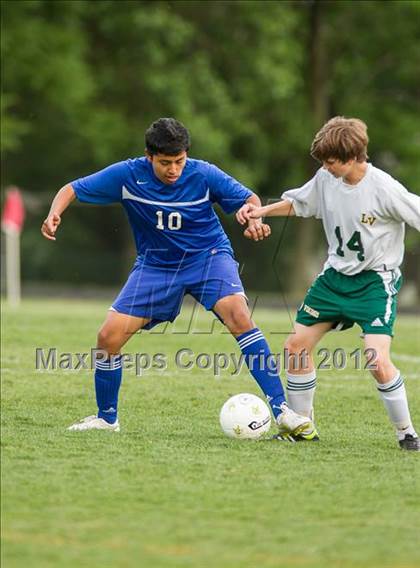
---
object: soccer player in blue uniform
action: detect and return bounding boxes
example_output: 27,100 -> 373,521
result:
41,118 -> 314,437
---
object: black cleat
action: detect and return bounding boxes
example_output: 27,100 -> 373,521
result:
399,434 -> 420,452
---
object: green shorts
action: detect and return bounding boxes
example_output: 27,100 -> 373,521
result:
296,267 -> 402,336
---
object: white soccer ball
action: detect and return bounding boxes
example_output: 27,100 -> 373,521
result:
219,393 -> 272,439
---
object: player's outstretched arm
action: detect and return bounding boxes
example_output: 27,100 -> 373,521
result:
41,184 -> 76,241
236,199 -> 296,225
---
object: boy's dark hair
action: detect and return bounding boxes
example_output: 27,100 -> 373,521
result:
145,118 -> 190,156
311,116 -> 369,163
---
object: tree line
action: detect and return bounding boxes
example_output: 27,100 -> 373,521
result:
2,0 -> 419,296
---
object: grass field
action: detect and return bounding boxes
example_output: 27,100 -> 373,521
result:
2,299 -> 420,568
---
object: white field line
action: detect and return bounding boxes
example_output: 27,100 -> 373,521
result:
318,374 -> 419,381
392,353 -> 420,364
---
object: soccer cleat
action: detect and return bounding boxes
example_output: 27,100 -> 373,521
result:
290,407 -> 319,441
276,403 -> 313,437
67,415 -> 120,432
271,433 -> 297,443
399,434 -> 420,452
290,426 -> 320,442
272,425 -> 319,442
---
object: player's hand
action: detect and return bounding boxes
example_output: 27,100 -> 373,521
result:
236,203 -> 267,224
236,203 -> 260,225
243,222 -> 271,241
247,206 -> 267,219
41,213 -> 61,241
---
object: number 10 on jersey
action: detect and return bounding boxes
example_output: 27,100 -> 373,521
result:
156,211 -> 182,231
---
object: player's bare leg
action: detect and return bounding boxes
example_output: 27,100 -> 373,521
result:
283,322 -> 333,440
68,311 -> 151,432
213,293 -> 254,336
214,294 -> 314,439
97,310 -> 151,355
364,334 -> 419,451
284,322 -> 333,374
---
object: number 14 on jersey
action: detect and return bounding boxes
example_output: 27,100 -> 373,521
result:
335,226 -> 365,261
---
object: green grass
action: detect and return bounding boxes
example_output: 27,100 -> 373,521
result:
2,299 -> 420,568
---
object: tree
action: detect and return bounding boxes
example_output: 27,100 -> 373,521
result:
1,0 -> 419,295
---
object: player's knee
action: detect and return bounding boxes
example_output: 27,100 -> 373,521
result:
97,327 -> 120,354
225,309 -> 253,335
368,352 -> 394,381
284,334 -> 308,356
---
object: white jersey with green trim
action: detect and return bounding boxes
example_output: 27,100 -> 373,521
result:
282,164 -> 420,276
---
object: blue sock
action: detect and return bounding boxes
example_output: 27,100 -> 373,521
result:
236,328 -> 286,419
95,355 -> 122,424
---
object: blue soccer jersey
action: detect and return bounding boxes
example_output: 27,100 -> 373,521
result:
72,157 -> 252,267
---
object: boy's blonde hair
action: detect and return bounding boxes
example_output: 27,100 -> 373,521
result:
311,116 -> 369,163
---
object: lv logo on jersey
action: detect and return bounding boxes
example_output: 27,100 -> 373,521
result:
361,213 -> 377,226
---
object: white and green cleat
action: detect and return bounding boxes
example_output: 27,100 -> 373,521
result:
290,407 -> 319,441
276,403 -> 314,437
290,425 -> 320,441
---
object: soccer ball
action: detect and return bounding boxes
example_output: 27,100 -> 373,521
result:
219,393 -> 272,439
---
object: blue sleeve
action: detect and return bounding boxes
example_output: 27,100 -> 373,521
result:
206,163 -> 253,214
71,161 -> 129,204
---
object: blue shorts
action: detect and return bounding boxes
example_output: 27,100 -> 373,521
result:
111,251 -> 245,329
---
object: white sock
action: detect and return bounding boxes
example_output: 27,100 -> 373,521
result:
287,370 -> 316,418
377,373 -> 417,440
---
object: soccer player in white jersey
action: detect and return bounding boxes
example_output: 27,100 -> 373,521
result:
41,117 -> 313,438
237,116 -> 420,451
